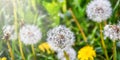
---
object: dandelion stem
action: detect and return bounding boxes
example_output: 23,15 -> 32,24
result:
12,0 -> 17,55
18,37 -> 25,60
69,8 -> 87,42
31,0 -> 37,11
104,21 -> 107,26
99,23 -> 109,60
31,44 -> 36,60
62,0 -> 67,13
113,41 -> 116,60
7,41 -> 14,60
64,51 -> 69,60
12,0 -> 18,35
12,0 -> 25,60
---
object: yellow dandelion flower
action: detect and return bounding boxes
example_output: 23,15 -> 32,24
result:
0,57 -> 7,60
38,42 -> 54,54
78,46 -> 96,60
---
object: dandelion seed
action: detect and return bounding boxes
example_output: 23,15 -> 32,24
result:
86,0 -> 112,22
78,46 -> 96,60
104,24 -> 120,40
2,25 -> 17,40
57,47 -> 76,60
19,24 -> 42,45
47,25 -> 75,51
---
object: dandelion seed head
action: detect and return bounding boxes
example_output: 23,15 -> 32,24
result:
57,47 -> 76,60
47,25 -> 75,51
86,0 -> 112,22
57,51 -> 66,60
104,24 -> 120,40
2,25 -> 17,40
19,24 -> 42,45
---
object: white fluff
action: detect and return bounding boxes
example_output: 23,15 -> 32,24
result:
86,0 -> 112,22
2,25 -> 17,40
104,24 -> 120,40
19,24 -> 42,45
47,25 -> 75,51
57,47 -> 76,60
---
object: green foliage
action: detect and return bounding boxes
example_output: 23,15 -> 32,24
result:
0,0 -> 120,60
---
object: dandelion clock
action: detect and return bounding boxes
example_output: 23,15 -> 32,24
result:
86,0 -> 112,22
19,24 -> 42,45
2,25 -> 17,40
47,25 -> 75,51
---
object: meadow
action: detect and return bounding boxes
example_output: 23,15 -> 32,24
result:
0,0 -> 120,60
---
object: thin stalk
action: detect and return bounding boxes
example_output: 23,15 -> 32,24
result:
30,1 -> 36,59
7,41 -> 14,60
31,0 -> 37,11
99,23 -> 109,60
18,37 -> 25,60
64,51 -> 69,60
104,21 -> 107,26
113,41 -> 116,60
69,8 -> 87,42
31,44 -> 36,60
12,0 -> 25,60
62,0 -> 67,13
12,0 -> 18,34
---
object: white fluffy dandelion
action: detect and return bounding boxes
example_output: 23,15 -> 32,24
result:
2,25 -> 17,40
86,0 -> 112,22
104,24 -> 120,40
57,47 -> 76,60
19,24 -> 42,45
47,25 -> 75,51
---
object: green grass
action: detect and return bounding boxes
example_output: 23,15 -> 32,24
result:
0,0 -> 120,60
